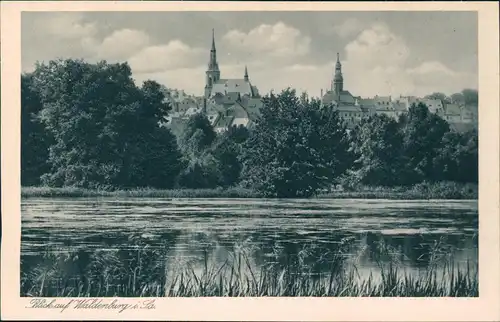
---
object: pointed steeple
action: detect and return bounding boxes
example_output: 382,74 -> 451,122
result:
244,65 -> 249,81
205,28 -> 221,98
211,28 -> 216,51
208,28 -> 219,71
335,52 -> 342,71
332,52 -> 343,95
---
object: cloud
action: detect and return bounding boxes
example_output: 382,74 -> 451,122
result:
345,22 -> 410,69
128,40 -> 205,73
331,18 -> 364,38
340,23 -> 477,97
222,22 -> 311,60
33,13 -> 98,40
406,62 -> 474,94
22,13 -> 102,70
22,14 -> 477,99
407,61 -> 457,76
133,66 -> 207,95
133,63 -> 332,98
96,29 -> 151,61
285,64 -> 321,72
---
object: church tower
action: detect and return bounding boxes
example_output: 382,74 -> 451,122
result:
205,29 -> 221,98
244,65 -> 249,82
332,52 -> 343,96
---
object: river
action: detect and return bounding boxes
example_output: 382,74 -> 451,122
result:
21,198 -> 478,286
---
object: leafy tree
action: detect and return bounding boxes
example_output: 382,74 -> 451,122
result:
210,126 -> 250,187
432,131 -> 463,182
398,102 -> 450,184
226,125 -> 250,144
433,130 -> 478,183
180,113 -> 216,157
177,153 -> 221,189
461,89 -> 478,106
176,113 -> 221,188
350,114 -> 404,186
457,129 -> 478,183
21,74 -> 53,185
240,89 -> 353,198
450,93 -> 464,105
450,89 -> 478,106
30,59 -> 182,189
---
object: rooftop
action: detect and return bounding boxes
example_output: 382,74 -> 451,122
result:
211,79 -> 254,97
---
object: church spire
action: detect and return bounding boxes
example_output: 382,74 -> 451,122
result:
332,52 -> 343,95
208,28 -> 219,71
244,65 -> 249,81
211,28 -> 216,51
205,28 -> 221,98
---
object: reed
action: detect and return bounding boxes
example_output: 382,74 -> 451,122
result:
22,181 -> 477,200
21,186 -> 260,199
21,238 -> 478,297
317,182 -> 478,200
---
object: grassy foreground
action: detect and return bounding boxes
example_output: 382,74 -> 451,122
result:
21,240 -> 478,297
22,182 -> 477,199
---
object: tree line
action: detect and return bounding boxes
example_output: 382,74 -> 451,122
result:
21,59 -> 478,197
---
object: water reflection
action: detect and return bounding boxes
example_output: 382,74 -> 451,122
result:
21,198 -> 478,295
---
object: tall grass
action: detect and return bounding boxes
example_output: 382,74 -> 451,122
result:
21,238 -> 478,297
21,186 -> 259,199
317,182 -> 478,200
22,181 -> 478,199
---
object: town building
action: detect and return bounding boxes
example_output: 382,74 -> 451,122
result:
321,53 -> 361,128
319,53 -> 478,131
163,32 -> 477,135
163,29 -> 263,134
200,29 -> 262,132
204,29 -> 260,100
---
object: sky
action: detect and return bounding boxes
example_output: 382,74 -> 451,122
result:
22,11 -> 478,98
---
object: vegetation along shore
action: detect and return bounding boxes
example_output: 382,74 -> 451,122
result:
21,238 -> 478,297
22,181 -> 477,199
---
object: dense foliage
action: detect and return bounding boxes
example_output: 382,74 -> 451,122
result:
239,89 -> 353,197
21,59 -> 478,197
426,89 -> 478,106
23,59 -> 183,189
348,103 -> 477,188
21,74 -> 53,186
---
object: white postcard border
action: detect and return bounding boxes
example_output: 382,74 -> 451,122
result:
1,2 -> 499,321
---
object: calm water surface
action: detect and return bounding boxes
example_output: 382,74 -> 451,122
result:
21,198 -> 478,280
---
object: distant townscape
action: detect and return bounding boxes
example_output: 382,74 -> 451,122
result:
163,30 -> 478,136
21,28 -> 479,199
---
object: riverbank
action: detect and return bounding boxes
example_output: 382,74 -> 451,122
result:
21,244 -> 478,297
317,182 -> 478,200
22,182 -> 478,199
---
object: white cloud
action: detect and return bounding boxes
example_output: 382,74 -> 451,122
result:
345,22 -> 410,69
128,40 -> 205,73
34,13 -> 98,40
285,64 -> 320,72
331,18 -> 364,38
96,29 -> 151,61
78,21 -> 478,99
222,22 -> 311,59
341,23 -> 477,97
23,15 -> 476,99
407,61 -> 457,76
406,62 -> 474,95
133,66 -> 206,94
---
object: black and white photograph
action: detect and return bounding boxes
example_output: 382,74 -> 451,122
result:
1,1 -> 500,321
